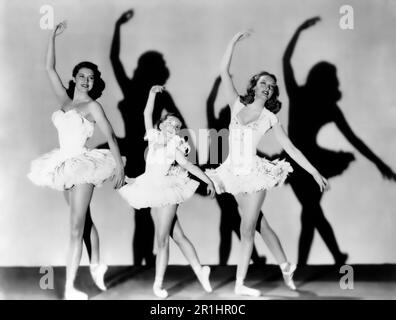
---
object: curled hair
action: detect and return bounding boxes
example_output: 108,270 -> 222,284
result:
155,113 -> 189,155
155,113 -> 181,129
66,61 -> 105,100
240,71 -> 282,114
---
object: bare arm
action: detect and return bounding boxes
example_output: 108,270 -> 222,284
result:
220,31 -> 251,108
89,101 -> 125,188
144,85 -> 164,136
334,106 -> 396,180
175,150 -> 215,197
110,10 -> 134,95
46,21 -> 70,105
273,123 -> 329,191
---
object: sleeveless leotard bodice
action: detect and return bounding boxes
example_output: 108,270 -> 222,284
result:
52,109 -> 94,157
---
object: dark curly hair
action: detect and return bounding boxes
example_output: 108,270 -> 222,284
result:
66,61 -> 105,100
240,71 -> 282,114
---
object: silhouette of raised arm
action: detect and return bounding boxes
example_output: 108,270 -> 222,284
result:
206,76 -> 222,128
156,93 -> 188,129
110,9 -> 134,96
283,17 -> 321,97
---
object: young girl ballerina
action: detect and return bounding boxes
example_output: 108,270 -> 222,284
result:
28,22 -> 125,300
206,31 -> 329,297
118,85 -> 216,299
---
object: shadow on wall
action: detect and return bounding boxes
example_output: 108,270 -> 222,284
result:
282,17 -> 396,265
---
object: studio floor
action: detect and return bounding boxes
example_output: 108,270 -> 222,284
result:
0,264 -> 395,300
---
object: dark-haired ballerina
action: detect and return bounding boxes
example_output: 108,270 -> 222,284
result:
206,31 -> 329,297
283,17 -> 396,265
28,22 -> 125,299
118,86 -> 215,298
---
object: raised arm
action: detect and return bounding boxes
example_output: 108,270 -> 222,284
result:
220,31 -> 251,108
46,21 -> 70,105
333,106 -> 396,180
110,10 -> 134,95
175,150 -> 215,198
273,123 -> 329,192
144,85 -> 164,135
88,101 -> 125,188
283,17 -> 320,97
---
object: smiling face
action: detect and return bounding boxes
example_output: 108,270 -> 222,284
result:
159,115 -> 182,138
254,75 -> 276,101
74,67 -> 95,93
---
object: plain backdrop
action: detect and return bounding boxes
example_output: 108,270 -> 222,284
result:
0,0 -> 395,266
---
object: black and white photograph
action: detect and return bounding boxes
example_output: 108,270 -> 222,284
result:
0,0 -> 396,307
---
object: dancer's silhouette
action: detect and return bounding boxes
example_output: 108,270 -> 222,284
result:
283,17 -> 396,265
206,76 -> 266,266
105,9 -> 195,266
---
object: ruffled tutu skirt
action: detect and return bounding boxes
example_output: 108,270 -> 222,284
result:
118,166 -> 199,209
28,148 -> 120,191
206,156 -> 293,195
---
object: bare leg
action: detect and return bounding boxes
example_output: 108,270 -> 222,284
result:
259,215 -> 287,264
171,218 -> 212,292
65,184 -> 94,300
259,213 -> 296,290
64,190 -> 106,290
89,220 -> 108,291
233,191 -> 265,297
151,205 -> 177,298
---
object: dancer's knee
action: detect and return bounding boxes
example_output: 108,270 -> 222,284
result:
156,234 -> 170,250
70,219 -> 84,240
171,228 -> 185,245
240,224 -> 255,241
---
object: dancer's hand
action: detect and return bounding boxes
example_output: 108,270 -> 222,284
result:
150,85 -> 165,95
298,17 -> 321,31
113,167 -> 125,189
312,171 -> 330,192
207,181 -> 216,198
376,162 -> 396,181
117,9 -> 134,25
53,21 -> 67,37
231,30 -> 253,44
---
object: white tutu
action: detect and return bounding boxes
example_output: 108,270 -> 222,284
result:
28,148 -> 119,191
119,166 -> 199,209
118,129 -> 199,209
28,108 -> 122,191
206,156 -> 293,195
205,99 -> 294,195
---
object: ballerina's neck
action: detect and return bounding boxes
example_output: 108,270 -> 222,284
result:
249,97 -> 267,109
72,89 -> 91,102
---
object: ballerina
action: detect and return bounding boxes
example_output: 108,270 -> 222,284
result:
28,21 -> 125,299
118,85 -> 216,299
206,31 -> 329,297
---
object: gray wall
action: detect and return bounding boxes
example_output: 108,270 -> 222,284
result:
1,0 -> 395,266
